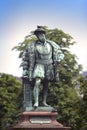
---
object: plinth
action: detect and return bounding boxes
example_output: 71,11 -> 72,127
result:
8,110 -> 70,130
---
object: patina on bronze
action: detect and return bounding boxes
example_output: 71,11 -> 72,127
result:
22,26 -> 64,111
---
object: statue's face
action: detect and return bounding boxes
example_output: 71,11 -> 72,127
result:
36,33 -> 46,43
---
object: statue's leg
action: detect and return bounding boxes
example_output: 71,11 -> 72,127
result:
42,79 -> 49,106
33,78 -> 41,107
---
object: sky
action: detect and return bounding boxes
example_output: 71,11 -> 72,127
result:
0,0 -> 87,76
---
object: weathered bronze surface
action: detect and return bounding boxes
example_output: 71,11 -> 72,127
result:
22,26 -> 64,111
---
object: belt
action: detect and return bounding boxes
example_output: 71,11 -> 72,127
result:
36,59 -> 53,65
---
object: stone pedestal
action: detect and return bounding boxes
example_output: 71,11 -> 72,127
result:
8,111 -> 70,130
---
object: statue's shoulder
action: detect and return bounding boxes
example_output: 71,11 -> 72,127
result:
27,41 -> 35,48
27,41 -> 36,52
46,39 -> 60,49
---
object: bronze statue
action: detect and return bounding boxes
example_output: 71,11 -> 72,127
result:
22,26 -> 64,110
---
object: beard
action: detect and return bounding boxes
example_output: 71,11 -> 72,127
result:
39,37 -> 46,43
40,38 -> 45,43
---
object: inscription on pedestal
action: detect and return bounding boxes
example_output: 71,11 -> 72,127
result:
30,117 -> 51,124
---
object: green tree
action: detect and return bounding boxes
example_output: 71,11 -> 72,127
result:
77,75 -> 87,129
13,27 -> 82,130
0,73 -> 22,130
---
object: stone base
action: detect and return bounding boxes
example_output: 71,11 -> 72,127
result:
7,111 -> 70,130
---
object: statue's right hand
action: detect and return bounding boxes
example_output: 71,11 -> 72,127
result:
22,70 -> 28,78
23,75 -> 28,79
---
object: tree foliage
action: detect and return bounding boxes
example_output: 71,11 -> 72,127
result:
0,73 -> 22,130
77,75 -> 87,129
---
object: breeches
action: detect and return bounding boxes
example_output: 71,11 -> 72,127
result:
33,63 -> 54,81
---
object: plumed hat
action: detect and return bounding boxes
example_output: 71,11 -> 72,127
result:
34,26 -> 46,35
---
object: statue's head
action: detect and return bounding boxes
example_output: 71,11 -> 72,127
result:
34,26 -> 46,35
34,26 -> 46,43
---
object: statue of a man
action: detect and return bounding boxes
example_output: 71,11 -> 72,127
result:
22,26 -> 64,108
